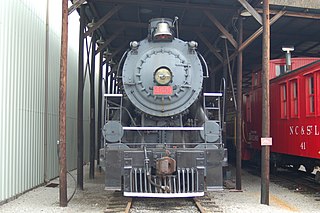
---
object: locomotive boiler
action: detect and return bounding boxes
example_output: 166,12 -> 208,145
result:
100,18 -> 227,197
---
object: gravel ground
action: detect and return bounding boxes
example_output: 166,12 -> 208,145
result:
130,198 -> 199,213
1,165 -> 320,212
213,167 -> 320,213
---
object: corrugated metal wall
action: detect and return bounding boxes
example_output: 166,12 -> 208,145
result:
0,0 -> 90,202
45,0 -> 91,180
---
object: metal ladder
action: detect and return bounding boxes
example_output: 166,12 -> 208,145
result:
202,92 -> 223,144
104,94 -> 123,123
103,94 -> 123,145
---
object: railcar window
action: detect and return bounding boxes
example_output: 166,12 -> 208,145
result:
276,64 -> 286,76
307,75 -> 315,115
290,80 -> 298,118
280,83 -> 287,119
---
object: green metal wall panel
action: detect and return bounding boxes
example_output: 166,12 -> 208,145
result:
0,0 -> 90,202
0,0 -> 46,202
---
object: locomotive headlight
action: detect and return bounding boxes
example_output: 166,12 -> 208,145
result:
154,67 -> 172,85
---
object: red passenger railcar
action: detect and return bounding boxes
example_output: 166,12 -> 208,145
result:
242,57 -> 320,174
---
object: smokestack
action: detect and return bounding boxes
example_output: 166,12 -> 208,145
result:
282,46 -> 294,71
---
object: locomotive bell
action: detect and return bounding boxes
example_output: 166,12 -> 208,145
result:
153,22 -> 173,40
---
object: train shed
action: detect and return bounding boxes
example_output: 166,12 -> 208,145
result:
71,0 -> 320,204
0,0 -> 320,209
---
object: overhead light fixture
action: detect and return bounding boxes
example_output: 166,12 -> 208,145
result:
240,10 -> 252,17
282,46 -> 294,52
87,19 -> 95,28
220,34 -> 227,39
103,49 -> 112,58
97,37 -> 105,45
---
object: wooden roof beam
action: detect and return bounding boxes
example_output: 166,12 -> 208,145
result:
238,0 -> 262,25
213,11 -> 286,73
96,27 -> 125,54
103,41 -> 129,65
239,10 -> 286,52
204,10 -> 238,49
93,0 -> 236,11
196,32 -> 223,63
84,4 -> 122,37
256,8 -> 320,19
270,0 -> 320,10
104,20 -> 214,33
68,0 -> 87,15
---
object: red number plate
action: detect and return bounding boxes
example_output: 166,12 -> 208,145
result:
153,86 -> 173,95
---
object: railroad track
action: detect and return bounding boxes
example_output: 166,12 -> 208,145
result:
104,192 -> 223,212
104,191 -> 132,213
271,168 -> 320,200
194,195 -> 224,213
245,164 -> 320,201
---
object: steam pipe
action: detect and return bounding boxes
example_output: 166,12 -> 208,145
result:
189,100 -> 208,125
197,52 -> 209,78
220,78 -> 226,124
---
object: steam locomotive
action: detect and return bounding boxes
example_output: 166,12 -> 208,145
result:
100,18 -> 227,197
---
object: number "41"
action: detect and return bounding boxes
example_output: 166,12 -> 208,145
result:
300,142 -> 306,150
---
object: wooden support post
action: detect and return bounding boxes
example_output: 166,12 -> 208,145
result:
59,0 -> 68,207
261,0 -> 271,205
236,17 -> 243,191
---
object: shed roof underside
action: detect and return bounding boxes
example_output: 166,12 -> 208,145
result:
76,0 -> 320,85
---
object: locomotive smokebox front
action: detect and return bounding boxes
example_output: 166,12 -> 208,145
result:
102,17 -> 227,198
122,18 -> 204,117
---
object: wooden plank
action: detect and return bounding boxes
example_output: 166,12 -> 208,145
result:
84,4 -> 122,37
100,0 -> 236,11
256,8 -> 320,19
103,41 -> 129,65
124,198 -> 132,213
239,10 -> 286,52
197,32 -> 223,63
238,0 -> 262,25
270,0 -> 320,9
213,10 -> 285,72
204,10 -> 238,49
96,27 -> 125,54
193,198 -> 206,213
68,0 -> 86,15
